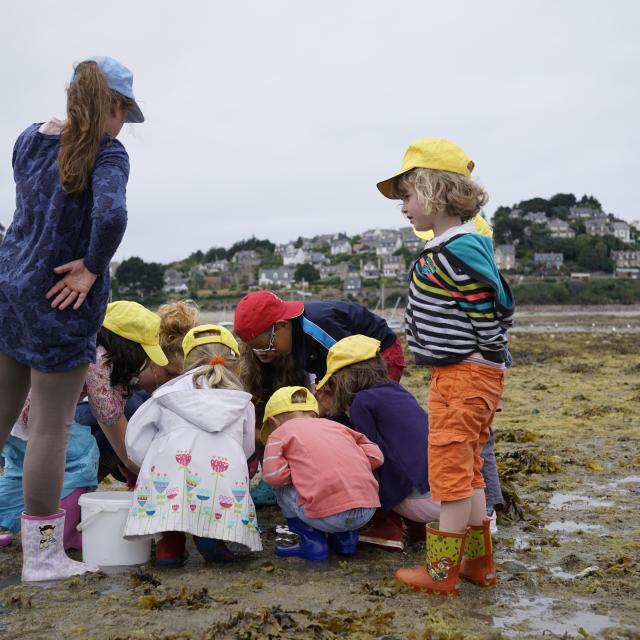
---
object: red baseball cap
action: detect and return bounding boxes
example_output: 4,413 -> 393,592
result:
233,291 -> 304,342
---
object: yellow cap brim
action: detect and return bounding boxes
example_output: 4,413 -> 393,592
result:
413,228 -> 434,241
259,423 -> 272,446
142,343 -> 168,366
376,170 -> 410,200
315,372 -> 331,391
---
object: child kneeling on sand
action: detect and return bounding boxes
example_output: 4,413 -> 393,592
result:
261,386 -> 383,560
124,325 -> 262,565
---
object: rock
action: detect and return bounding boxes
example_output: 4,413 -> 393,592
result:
500,560 -> 529,574
574,566 -> 600,579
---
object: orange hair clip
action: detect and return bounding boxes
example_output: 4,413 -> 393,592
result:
210,355 -> 226,366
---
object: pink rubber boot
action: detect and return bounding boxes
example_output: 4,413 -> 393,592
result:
0,531 -> 12,547
21,510 -> 98,582
60,488 -> 87,551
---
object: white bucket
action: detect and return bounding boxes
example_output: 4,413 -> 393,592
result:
77,491 -> 151,567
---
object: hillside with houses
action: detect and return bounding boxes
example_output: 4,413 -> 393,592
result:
101,192 -> 640,306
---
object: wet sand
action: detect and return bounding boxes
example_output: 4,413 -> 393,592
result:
1,320 -> 639,639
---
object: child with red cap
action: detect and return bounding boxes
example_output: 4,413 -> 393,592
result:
234,290 -> 404,420
233,290 -> 404,504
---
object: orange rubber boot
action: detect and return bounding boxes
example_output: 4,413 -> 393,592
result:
395,522 -> 467,596
460,516 -> 497,587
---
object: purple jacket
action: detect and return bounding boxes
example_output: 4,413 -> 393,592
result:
349,382 -> 429,511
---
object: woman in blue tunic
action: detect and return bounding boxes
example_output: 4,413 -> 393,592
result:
0,56 -> 144,582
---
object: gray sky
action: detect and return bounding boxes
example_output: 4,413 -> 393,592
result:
1,1 -> 638,263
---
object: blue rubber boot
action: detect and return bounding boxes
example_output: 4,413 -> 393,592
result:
328,530 -> 359,556
275,518 -> 329,561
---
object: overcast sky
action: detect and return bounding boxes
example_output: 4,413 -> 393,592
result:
1,1 -> 638,263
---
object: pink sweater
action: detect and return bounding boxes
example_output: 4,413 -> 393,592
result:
262,417 -> 383,518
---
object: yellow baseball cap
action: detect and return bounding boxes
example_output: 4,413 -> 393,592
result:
102,301 -> 168,366
315,335 -> 381,391
377,137 -> 475,199
182,324 -> 240,359
260,386 -> 319,445
413,214 -> 493,241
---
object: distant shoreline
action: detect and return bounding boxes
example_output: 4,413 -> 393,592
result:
198,304 -> 640,334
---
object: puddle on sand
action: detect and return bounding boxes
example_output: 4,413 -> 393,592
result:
0,575 -> 20,590
493,595 -> 616,636
550,566 -> 576,580
605,475 -> 640,489
549,492 -> 614,509
545,520 -> 604,534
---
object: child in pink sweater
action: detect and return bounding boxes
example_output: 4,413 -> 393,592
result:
261,386 -> 383,560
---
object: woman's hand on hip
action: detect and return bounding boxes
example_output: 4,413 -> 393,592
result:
46,259 -> 98,310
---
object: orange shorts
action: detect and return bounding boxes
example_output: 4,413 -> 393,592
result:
427,362 -> 504,502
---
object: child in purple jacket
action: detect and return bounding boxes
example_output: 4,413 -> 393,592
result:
316,335 -> 503,552
315,335 -> 435,552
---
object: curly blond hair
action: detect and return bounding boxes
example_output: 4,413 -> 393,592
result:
396,168 -> 488,222
157,301 -> 199,371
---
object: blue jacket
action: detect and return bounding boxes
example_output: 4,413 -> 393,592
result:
291,300 -> 397,378
0,124 -> 129,372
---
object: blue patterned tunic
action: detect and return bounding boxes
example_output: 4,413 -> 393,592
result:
0,124 -> 129,372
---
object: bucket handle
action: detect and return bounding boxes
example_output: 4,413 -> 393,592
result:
76,504 -> 126,532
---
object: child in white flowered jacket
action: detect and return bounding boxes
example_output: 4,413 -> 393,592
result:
124,325 -> 262,566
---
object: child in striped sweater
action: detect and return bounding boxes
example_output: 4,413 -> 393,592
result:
260,386 -> 383,561
377,138 -> 514,596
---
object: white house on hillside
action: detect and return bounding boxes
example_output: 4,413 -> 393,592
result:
259,267 -> 295,288
163,269 -> 188,293
282,247 -> 310,266
330,238 -> 352,255
361,261 -> 379,280
548,218 -> 575,239
383,255 -> 406,278
610,222 -> 630,243
494,245 -> 516,271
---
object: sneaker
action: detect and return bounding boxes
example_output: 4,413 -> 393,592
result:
358,510 -> 404,551
0,531 -> 13,547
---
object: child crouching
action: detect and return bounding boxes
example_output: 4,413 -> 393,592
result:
124,325 -> 262,565
261,386 -> 383,560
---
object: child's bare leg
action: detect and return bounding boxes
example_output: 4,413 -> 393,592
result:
439,497 -> 472,533
469,488 -> 486,526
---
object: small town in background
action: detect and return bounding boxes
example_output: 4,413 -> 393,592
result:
8,192 -> 631,312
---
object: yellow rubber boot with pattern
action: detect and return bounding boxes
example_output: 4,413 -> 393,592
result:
460,516 -> 497,587
395,522 -> 467,596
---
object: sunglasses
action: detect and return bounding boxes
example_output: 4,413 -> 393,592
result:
252,325 -> 277,354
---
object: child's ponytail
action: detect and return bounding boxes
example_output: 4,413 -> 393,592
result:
185,343 -> 244,391
58,61 -> 127,195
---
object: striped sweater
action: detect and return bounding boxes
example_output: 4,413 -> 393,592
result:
405,227 -> 514,365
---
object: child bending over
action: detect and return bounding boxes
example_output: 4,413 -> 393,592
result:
261,386 -> 383,561
124,325 -> 261,565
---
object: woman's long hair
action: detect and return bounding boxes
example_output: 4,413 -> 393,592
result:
97,327 -> 147,396
239,347 -> 307,426
58,60 -> 131,195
